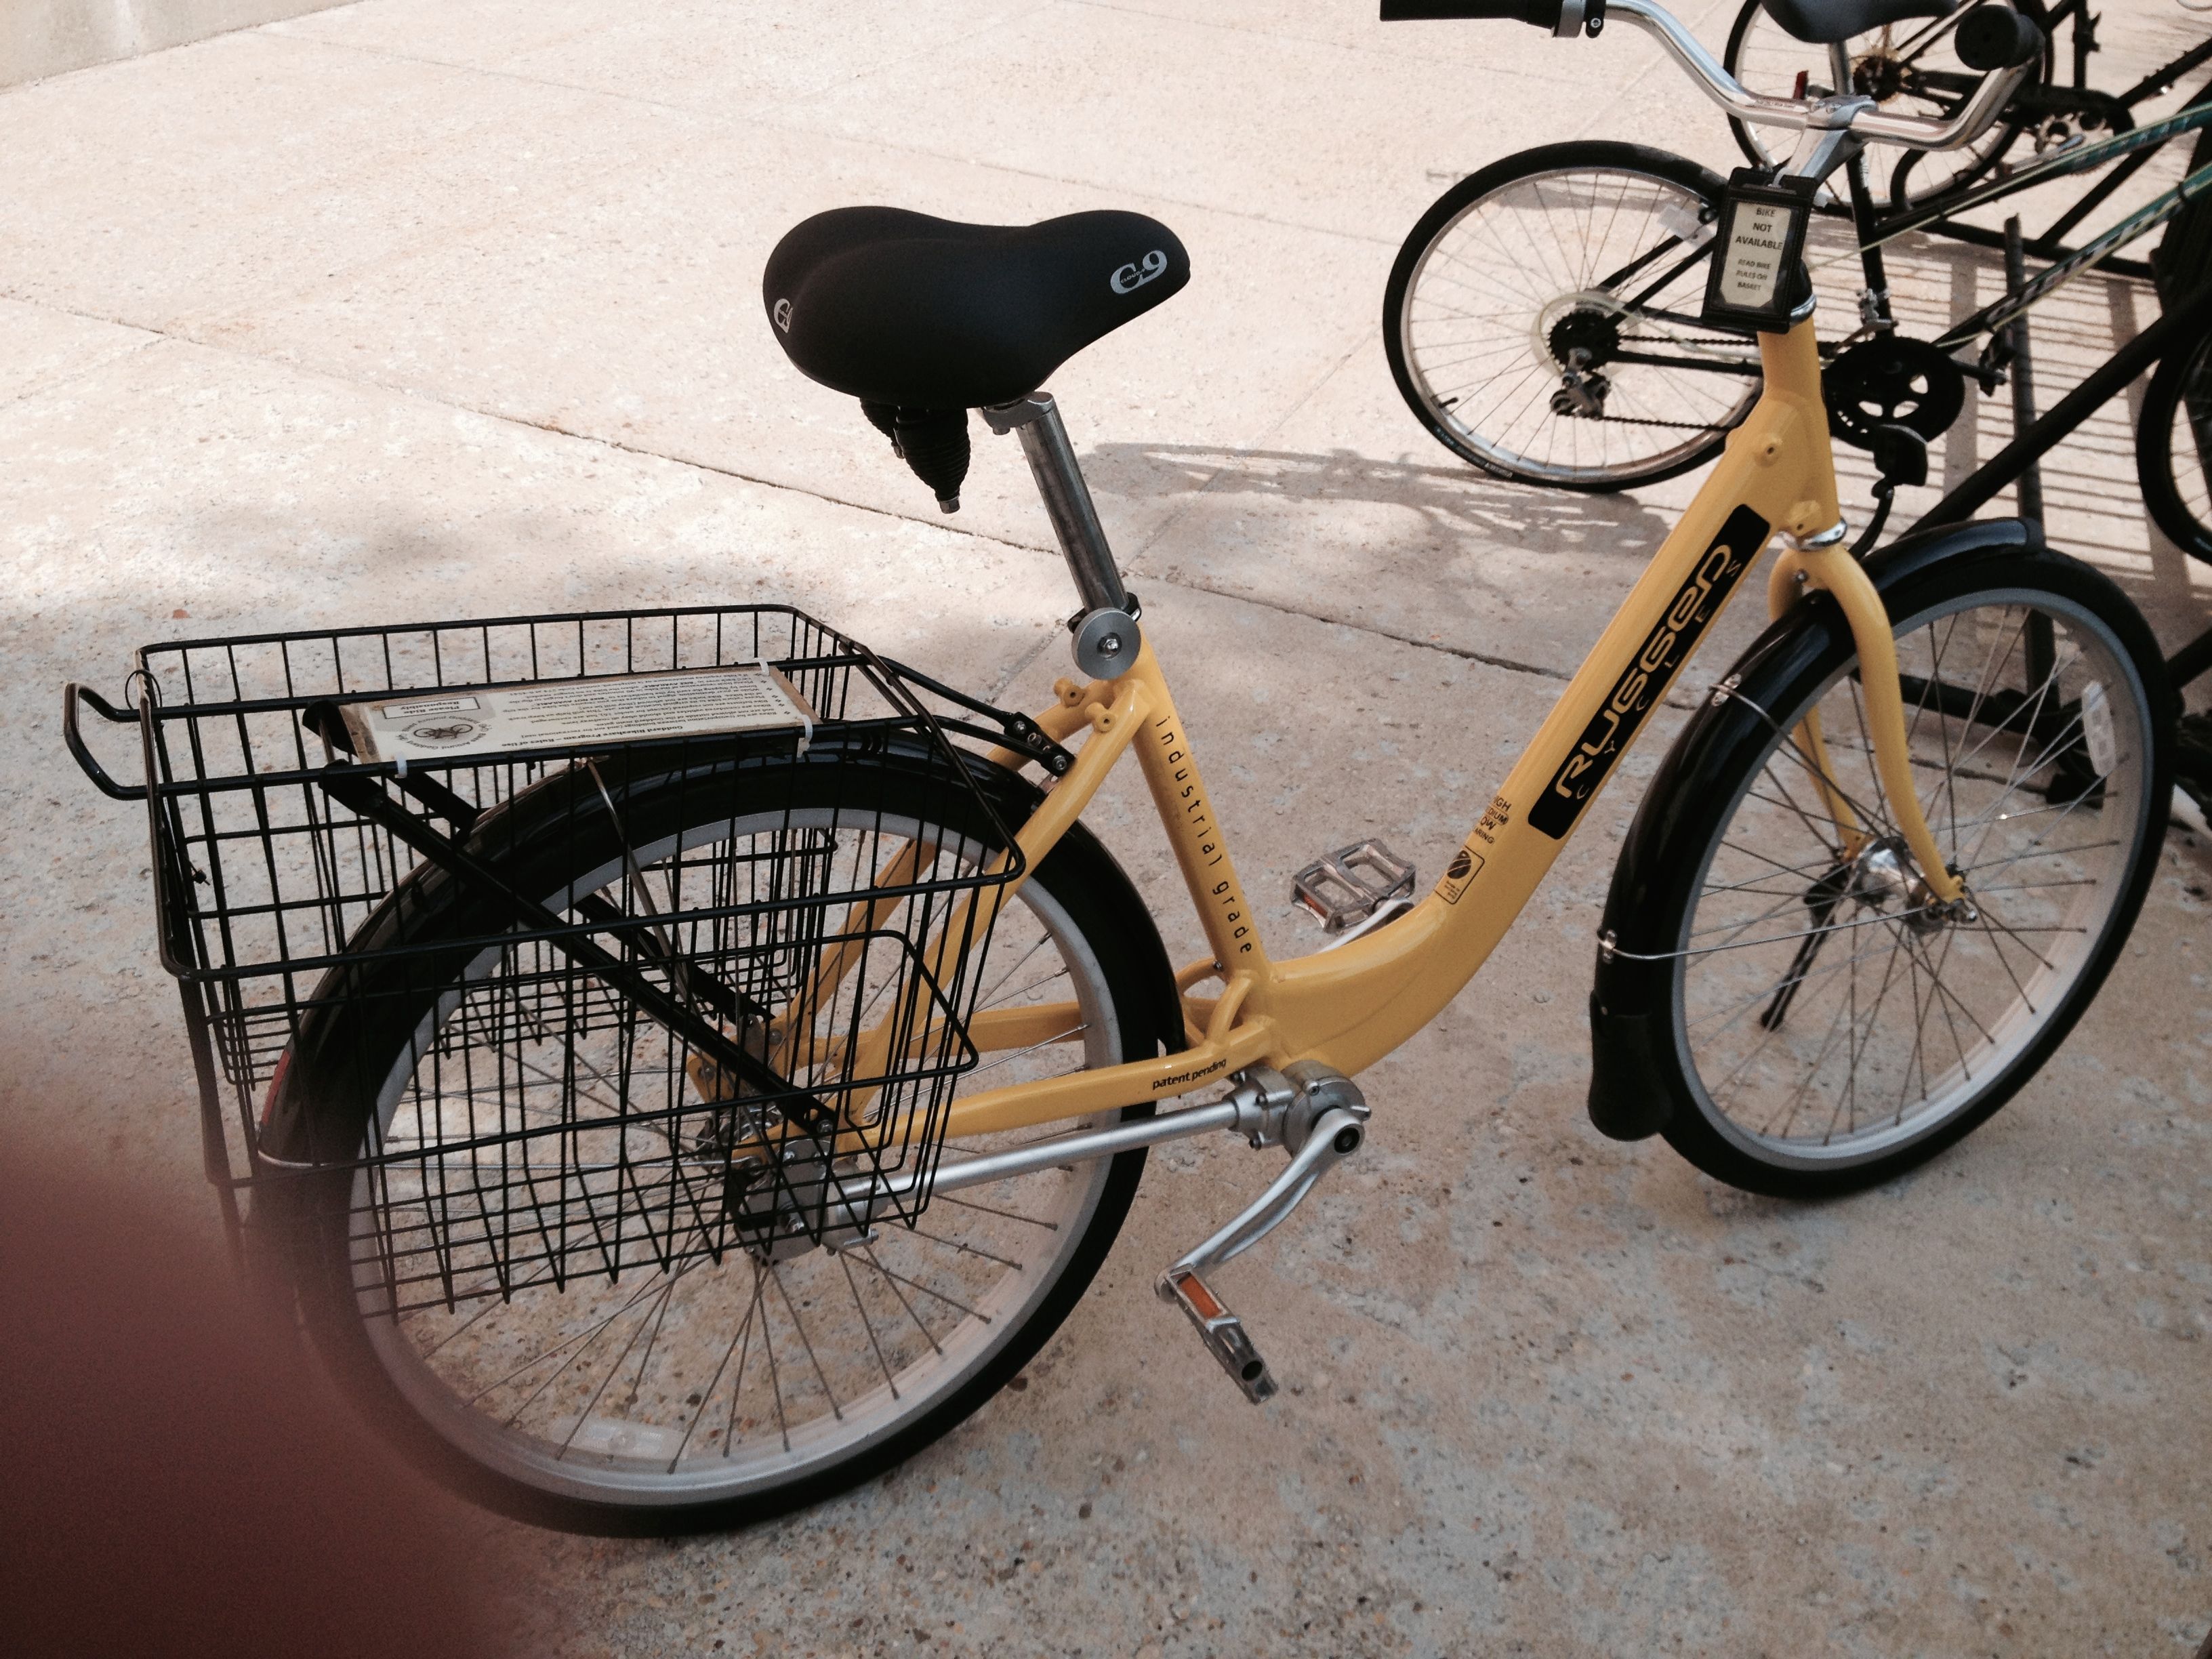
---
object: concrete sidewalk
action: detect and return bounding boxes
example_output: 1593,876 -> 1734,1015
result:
3,2 -> 2208,1654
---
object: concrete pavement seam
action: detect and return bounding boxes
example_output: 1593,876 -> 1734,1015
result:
0,288 -> 1575,689
0,331 -> 163,415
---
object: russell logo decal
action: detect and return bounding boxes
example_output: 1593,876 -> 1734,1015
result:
1110,250 -> 1170,295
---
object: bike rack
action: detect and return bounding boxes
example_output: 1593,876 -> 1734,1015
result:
1826,43 -> 2212,283
1901,276 -> 2212,809
1907,277 -> 2212,698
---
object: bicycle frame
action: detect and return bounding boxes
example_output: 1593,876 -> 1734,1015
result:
1897,0 -> 2212,139
928,318 -> 1960,1140
1868,104 -> 2212,344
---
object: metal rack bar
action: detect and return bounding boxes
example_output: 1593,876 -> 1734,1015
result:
1911,281 -> 2212,531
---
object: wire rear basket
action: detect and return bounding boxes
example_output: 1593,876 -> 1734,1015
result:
77,605 -> 1039,1313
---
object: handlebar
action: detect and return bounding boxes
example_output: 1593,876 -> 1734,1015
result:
1385,0 -> 2036,162
1380,0 -> 1574,30
1380,0 -> 1572,26
1609,0 -> 2028,152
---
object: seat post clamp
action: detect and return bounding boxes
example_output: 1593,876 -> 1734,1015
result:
1071,606 -> 1143,679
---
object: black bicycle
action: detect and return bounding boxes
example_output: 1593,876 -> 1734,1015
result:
1727,0 -> 2212,206
1385,0 -> 2211,547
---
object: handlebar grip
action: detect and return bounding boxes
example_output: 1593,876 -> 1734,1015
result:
1955,2 -> 2043,71
1380,0 -> 1565,27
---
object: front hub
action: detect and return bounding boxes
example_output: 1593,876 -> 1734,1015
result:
1847,835 -> 1973,935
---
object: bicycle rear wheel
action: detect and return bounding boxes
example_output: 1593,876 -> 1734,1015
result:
2141,329 -> 2212,564
2142,123 -> 2212,564
268,747 -> 1177,1534
1610,544 -> 2169,1197
1384,142 -> 1761,491
1722,0 -> 2041,207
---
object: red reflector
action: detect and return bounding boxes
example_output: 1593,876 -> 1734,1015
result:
1174,1272 -> 1223,1322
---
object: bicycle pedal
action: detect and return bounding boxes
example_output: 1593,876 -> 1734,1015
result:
1292,839 -> 1415,933
1158,1268 -> 1277,1404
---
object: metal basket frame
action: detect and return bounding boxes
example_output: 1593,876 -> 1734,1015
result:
70,604 -> 1065,1307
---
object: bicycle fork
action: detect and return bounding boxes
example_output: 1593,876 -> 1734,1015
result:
1717,509 -> 1979,1036
1765,527 -> 1967,914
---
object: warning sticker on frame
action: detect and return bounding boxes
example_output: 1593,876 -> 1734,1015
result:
342,664 -> 815,766
1435,842 -> 1486,906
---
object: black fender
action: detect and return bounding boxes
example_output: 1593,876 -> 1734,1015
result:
1584,517 -> 2047,1141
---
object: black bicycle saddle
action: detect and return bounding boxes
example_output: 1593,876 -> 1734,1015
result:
762,207 -> 1190,411
1759,0 -> 1955,44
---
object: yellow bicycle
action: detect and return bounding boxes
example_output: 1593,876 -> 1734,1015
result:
90,3 -> 2167,1534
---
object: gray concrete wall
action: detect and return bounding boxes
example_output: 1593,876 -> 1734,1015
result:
1,0 -> 348,87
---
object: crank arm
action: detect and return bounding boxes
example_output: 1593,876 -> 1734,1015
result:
1170,1105 -> 1368,1275
1156,1101 -> 1368,1404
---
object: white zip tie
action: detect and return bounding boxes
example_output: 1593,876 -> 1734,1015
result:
750,653 -> 809,756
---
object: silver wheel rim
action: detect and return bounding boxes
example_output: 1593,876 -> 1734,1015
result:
1673,589 -> 2151,1170
1399,165 -> 1760,485
350,806 -> 1124,1509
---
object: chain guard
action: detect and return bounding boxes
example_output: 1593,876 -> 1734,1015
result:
1823,337 -> 1967,450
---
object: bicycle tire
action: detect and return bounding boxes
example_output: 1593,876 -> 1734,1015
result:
2139,327 -> 2212,563
1384,142 -> 1759,492
2142,121 -> 2212,562
266,741 -> 1179,1534
1598,534 -> 2170,1198
1721,0 -> 2043,208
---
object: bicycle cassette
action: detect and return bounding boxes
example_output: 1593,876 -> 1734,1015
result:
1823,336 -> 1967,450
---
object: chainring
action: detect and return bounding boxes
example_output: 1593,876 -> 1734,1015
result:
1823,336 -> 1967,449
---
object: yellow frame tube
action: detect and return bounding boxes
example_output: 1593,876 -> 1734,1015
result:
891,320 -> 1959,1143
1766,539 -> 1963,903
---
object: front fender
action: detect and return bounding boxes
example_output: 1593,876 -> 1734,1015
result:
1584,516 -> 2045,1141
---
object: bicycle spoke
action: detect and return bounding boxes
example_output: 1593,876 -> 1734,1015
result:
1674,590 -> 2150,1172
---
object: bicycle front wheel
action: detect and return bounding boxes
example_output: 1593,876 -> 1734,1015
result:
268,747 -> 1177,1533
1619,544 -> 2169,1197
1385,142 -> 1761,491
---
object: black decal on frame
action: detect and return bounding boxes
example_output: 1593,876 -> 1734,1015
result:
1528,504 -> 1769,840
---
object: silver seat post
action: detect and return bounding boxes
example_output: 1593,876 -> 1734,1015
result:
982,393 -> 1143,678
